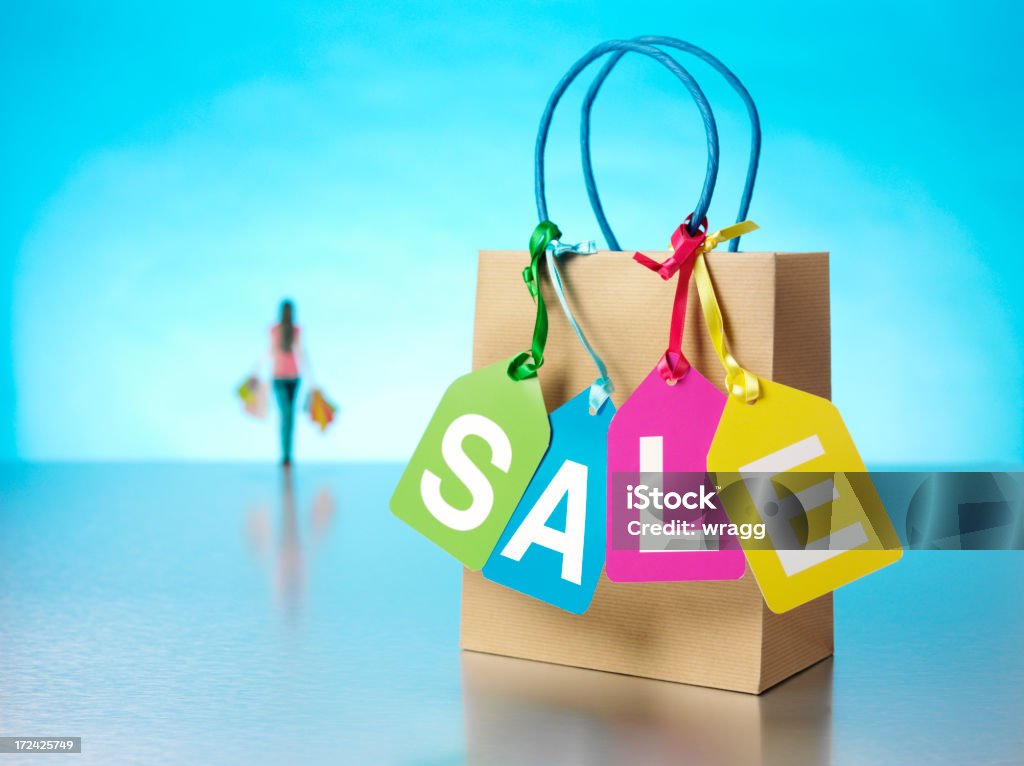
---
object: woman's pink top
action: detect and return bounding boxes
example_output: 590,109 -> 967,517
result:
270,324 -> 301,379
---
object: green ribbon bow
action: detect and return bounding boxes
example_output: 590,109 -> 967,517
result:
507,220 -> 561,381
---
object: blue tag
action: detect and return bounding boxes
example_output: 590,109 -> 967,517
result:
482,388 -> 613,614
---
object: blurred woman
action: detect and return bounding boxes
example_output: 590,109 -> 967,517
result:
270,299 -> 303,466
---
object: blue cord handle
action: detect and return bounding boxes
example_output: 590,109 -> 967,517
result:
581,36 -> 761,252
532,40 -> 721,414
536,39 -> 719,238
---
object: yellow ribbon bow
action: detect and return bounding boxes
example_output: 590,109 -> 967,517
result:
690,220 -> 762,403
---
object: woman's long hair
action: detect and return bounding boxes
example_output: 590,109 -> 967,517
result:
278,300 -> 296,352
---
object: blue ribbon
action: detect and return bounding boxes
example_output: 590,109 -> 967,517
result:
545,239 -> 614,414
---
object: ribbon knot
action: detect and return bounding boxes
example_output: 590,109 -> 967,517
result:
549,239 -> 598,257
633,218 -> 708,280
702,231 -> 724,253
522,265 -> 539,298
700,219 -> 759,256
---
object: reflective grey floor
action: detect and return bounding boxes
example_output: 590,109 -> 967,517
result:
0,465 -> 1021,765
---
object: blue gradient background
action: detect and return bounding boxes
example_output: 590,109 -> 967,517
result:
2,0 -> 1022,463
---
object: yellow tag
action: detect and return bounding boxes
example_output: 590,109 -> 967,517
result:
709,379 -> 902,613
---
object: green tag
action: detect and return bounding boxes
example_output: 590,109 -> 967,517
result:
390,357 -> 551,569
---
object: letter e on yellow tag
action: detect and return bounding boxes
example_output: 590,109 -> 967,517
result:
709,379 -> 901,613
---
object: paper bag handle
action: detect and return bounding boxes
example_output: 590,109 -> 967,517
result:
534,40 -> 720,239
581,36 -> 761,252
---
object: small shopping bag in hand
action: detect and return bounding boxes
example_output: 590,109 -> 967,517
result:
305,388 -> 338,432
237,376 -> 268,418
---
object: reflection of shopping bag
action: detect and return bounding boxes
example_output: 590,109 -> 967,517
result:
237,376 -> 268,418
305,387 -> 338,432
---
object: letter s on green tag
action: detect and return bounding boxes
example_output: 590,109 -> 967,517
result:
389,357 -> 552,569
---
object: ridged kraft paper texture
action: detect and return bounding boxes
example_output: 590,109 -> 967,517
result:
462,249 -> 834,694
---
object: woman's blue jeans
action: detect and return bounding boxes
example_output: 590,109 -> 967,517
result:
273,378 -> 300,463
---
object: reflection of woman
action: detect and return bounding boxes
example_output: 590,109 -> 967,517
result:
270,299 -> 303,466
243,470 -> 336,624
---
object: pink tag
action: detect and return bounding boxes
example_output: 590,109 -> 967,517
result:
605,363 -> 746,582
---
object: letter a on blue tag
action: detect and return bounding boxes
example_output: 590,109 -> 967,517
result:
482,388 -> 613,614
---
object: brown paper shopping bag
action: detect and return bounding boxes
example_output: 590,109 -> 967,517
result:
460,38 -> 832,694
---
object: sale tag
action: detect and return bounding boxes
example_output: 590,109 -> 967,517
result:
606,363 -> 746,582
482,388 -> 614,614
389,357 -> 551,569
709,378 -> 902,613
605,218 -> 751,583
